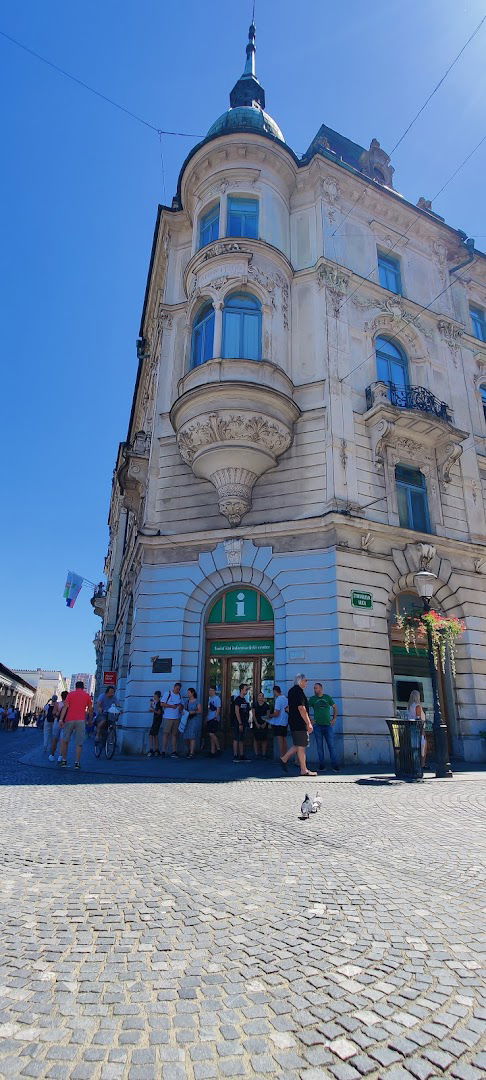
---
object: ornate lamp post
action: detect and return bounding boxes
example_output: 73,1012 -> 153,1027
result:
414,571 -> 453,779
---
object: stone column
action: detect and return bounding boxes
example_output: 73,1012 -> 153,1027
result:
213,300 -> 223,358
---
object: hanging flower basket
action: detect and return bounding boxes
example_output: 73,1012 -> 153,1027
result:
396,610 -> 465,677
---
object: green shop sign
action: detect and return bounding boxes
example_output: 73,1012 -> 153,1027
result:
210,640 -> 274,656
351,590 -> 373,610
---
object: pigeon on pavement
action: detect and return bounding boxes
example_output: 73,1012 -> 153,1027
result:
299,793 -> 314,820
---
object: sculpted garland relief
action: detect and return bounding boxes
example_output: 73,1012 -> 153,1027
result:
177,413 -> 291,465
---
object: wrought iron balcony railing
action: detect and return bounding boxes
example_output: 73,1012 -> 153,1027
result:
365,381 -> 453,423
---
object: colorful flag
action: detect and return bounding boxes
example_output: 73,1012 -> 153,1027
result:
63,571 -> 84,608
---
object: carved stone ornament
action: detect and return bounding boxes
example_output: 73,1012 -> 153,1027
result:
177,413 -> 291,465
212,469 -> 258,526
157,304 -> 173,330
361,532 -> 374,552
437,442 -> 463,488
474,558 -> 486,574
438,320 -> 465,349
202,241 -> 248,262
359,138 -> 394,188
417,543 -> 436,570
117,432 -> 150,517
224,537 -> 243,566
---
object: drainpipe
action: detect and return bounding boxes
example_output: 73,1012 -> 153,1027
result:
450,236 -> 475,274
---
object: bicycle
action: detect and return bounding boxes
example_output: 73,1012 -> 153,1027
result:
94,708 -> 120,760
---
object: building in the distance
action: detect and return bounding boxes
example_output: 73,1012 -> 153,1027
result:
95,23 -> 486,764
14,669 -> 67,712
69,673 -> 95,696
0,664 -> 35,716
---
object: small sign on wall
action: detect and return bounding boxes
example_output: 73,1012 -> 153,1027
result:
152,657 -> 173,674
351,590 -> 373,610
103,671 -> 118,686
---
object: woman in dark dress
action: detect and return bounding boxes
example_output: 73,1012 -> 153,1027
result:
252,691 -> 270,758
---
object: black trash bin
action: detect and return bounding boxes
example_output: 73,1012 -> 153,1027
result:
386,718 -> 423,780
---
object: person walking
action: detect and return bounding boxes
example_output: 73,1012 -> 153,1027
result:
43,696 -> 58,752
183,688 -> 202,758
58,680 -> 93,768
49,690 -> 68,761
280,674 -> 316,777
206,684 -> 221,756
232,683 -> 250,763
160,682 -> 183,758
252,691 -> 270,757
308,682 -> 339,772
147,691 -> 164,757
270,685 -> 288,759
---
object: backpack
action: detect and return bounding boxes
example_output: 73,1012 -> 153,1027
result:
46,704 -> 55,723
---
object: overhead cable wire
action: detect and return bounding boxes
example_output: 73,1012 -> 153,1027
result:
0,27 -> 204,138
329,11 -> 486,240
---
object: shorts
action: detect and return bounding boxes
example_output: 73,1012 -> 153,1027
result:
52,720 -> 61,741
253,726 -> 269,741
149,715 -> 163,738
61,721 -> 85,748
163,714 -> 180,735
290,728 -> 309,748
206,718 -> 220,734
232,719 -> 248,742
272,724 -> 288,738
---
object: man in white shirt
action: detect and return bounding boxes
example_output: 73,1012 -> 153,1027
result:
270,684 -> 288,758
161,682 -> 183,759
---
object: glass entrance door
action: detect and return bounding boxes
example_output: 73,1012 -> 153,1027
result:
204,651 -> 275,749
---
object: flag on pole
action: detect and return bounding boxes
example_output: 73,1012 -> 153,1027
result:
63,571 -> 84,608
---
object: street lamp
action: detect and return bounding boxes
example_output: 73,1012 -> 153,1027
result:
414,571 -> 453,779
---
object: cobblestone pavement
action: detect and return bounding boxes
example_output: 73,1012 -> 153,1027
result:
0,730 -> 485,1080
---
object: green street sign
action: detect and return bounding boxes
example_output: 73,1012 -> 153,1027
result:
210,640 -> 274,656
351,590 -> 373,610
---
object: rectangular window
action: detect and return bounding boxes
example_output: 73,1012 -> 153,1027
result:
396,465 -> 431,532
470,306 -> 486,342
378,251 -> 402,294
199,204 -> 219,249
227,197 -> 259,239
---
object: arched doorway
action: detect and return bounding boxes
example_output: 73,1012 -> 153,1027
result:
205,587 -> 274,745
389,592 -> 456,759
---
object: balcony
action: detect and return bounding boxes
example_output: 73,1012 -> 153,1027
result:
90,585 -> 106,618
116,431 -> 151,518
364,380 -> 467,481
170,358 -> 300,525
365,381 -> 453,423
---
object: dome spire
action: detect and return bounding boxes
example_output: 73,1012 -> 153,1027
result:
229,20 -> 265,111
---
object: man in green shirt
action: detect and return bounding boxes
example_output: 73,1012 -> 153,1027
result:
308,682 -> 339,772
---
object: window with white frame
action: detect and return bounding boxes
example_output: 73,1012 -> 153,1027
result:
227,197 -> 259,239
470,306 -> 486,342
222,292 -> 262,360
198,204 -> 220,249
378,251 -> 402,294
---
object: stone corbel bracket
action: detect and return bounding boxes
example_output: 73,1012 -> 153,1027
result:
436,441 -> 463,489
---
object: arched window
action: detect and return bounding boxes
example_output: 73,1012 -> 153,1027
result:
222,292 -> 262,360
395,465 -> 430,533
191,302 -> 215,367
480,384 -> 486,422
376,336 -> 409,391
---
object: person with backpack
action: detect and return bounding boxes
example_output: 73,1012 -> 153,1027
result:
206,684 -> 221,757
147,691 -> 164,757
160,682 -> 183,758
49,690 -> 68,762
43,696 -> 58,751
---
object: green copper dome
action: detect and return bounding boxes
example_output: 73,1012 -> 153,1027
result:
207,23 -> 285,146
207,106 -> 285,142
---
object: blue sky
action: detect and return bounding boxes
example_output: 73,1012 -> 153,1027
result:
1,0 -> 486,678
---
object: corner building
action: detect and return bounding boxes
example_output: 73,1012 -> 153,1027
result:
99,25 -> 486,765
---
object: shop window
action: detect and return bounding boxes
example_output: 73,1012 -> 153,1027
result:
227,196 -> 259,239
378,251 -> 402,294
395,465 -> 431,532
191,302 -> 215,367
470,306 -> 486,342
222,292 -> 262,360
198,203 -> 220,249
376,336 -> 409,391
